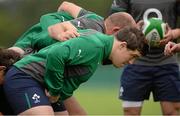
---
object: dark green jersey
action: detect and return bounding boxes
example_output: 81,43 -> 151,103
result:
13,11 -> 74,54
14,29 -> 113,100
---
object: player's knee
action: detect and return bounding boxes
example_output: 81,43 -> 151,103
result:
122,101 -> 143,115
123,107 -> 141,115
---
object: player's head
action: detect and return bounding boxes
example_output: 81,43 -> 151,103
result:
0,48 -> 21,84
104,12 -> 137,35
109,26 -> 148,68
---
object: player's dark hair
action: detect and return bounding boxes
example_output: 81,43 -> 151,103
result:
115,27 -> 148,56
0,48 -> 21,72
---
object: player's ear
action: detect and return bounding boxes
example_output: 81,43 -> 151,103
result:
0,66 -> 6,71
119,41 -> 127,49
112,26 -> 121,33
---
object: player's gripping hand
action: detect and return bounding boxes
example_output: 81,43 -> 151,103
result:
56,30 -> 80,41
48,22 -> 80,41
159,24 -> 174,46
164,41 -> 180,56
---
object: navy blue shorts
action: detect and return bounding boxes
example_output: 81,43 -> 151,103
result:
119,64 -> 180,102
3,66 -> 66,114
0,85 -> 14,115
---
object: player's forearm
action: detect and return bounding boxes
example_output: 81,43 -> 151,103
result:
58,1 -> 82,18
175,43 -> 180,52
172,28 -> 180,39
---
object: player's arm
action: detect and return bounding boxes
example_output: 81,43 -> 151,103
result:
58,1 -> 93,18
171,28 -> 180,39
63,96 -> 87,115
44,44 -> 70,102
109,0 -> 129,15
40,11 -> 74,31
58,1 -> 82,18
160,26 -> 180,45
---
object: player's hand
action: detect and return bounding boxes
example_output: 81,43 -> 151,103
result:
160,23 -> 173,46
164,41 -> 180,56
45,89 -> 60,103
48,23 -> 80,41
57,30 -> 80,41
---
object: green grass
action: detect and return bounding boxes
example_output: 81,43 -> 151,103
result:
75,88 -> 161,115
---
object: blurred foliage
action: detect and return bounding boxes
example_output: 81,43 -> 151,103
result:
0,0 -> 113,47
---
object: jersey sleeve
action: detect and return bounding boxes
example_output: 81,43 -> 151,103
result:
109,0 -> 129,14
77,8 -> 94,17
13,23 -> 42,55
40,11 -> 74,30
70,13 -> 104,32
44,44 -> 70,96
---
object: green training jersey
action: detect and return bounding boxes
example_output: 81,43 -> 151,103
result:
13,11 -> 74,54
14,29 -> 113,100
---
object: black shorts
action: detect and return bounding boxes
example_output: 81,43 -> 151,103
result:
0,85 -> 14,115
119,64 -> 180,102
3,66 -> 66,114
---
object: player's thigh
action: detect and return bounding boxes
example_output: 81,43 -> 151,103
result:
120,64 -> 153,101
3,66 -> 52,114
160,101 -> 180,115
153,64 -> 180,101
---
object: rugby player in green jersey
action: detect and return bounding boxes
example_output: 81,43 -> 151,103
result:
3,27 -> 148,115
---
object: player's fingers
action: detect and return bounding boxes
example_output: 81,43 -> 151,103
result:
58,33 -> 69,41
164,42 -> 173,55
170,45 -> 177,53
164,44 -> 170,55
65,31 -> 79,39
73,31 -> 80,37
159,39 -> 168,46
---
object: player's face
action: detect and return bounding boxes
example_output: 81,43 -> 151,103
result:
111,47 -> 141,68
